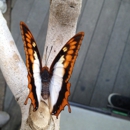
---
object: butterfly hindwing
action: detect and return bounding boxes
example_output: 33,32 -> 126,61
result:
20,22 -> 42,111
49,32 -> 84,117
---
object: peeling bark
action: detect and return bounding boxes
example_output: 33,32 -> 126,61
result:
0,0 -> 83,129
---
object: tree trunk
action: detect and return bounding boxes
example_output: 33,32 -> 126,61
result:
0,0 -> 83,129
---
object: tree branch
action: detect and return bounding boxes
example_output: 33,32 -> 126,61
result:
43,0 -> 82,67
0,11 -> 29,129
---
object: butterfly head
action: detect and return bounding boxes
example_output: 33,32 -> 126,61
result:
41,67 -> 50,82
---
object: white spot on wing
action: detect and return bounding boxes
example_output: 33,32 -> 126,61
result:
53,62 -> 64,77
49,60 -> 64,112
33,51 -> 41,104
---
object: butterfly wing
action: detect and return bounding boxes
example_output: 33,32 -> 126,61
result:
49,32 -> 84,117
20,21 -> 42,111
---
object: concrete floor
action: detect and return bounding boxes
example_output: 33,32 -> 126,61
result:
60,106 -> 130,130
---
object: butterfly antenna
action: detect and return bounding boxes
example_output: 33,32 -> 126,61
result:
46,46 -> 53,66
45,46 -> 48,66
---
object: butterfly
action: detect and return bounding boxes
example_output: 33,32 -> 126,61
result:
20,21 -> 84,118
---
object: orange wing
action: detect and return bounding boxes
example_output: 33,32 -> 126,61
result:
49,32 -> 84,118
20,21 -> 42,111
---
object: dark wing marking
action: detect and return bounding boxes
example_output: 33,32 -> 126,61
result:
20,21 -> 42,111
49,32 -> 84,118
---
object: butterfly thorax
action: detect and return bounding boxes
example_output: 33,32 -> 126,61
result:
41,67 -> 50,100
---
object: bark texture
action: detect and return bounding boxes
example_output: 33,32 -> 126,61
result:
42,0 -> 82,67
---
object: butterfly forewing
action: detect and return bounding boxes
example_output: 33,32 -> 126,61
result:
49,32 -> 84,117
20,22 -> 42,111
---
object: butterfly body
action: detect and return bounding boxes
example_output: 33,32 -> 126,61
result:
41,67 -> 50,100
20,21 -> 84,118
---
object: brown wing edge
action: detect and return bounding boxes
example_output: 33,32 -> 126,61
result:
24,74 -> 38,111
50,32 -> 84,118
20,21 -> 40,111
50,32 -> 84,72
63,32 -> 84,83
51,83 -> 71,118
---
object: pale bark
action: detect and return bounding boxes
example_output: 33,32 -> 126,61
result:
0,11 -> 30,129
0,0 -> 83,129
42,0 -> 83,67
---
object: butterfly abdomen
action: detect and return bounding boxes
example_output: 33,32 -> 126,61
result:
41,82 -> 50,99
41,67 -> 50,99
